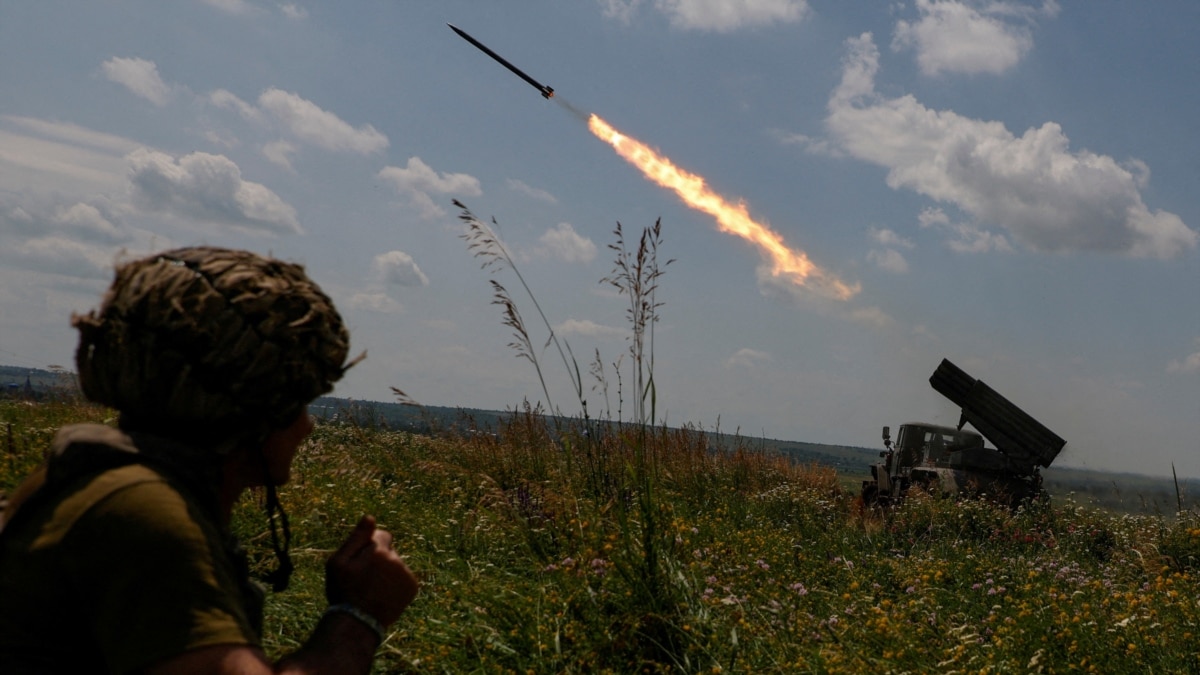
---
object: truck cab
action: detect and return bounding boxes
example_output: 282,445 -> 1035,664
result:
892,422 -> 984,468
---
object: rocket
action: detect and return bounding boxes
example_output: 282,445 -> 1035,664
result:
448,23 -> 555,99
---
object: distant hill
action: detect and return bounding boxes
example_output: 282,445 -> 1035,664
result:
310,394 -> 879,467
308,395 -> 1200,515
0,365 -> 75,397
4,366 -> 1197,515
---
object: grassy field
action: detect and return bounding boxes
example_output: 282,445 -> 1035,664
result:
4,397 -> 1200,673
5,212 -> 1197,672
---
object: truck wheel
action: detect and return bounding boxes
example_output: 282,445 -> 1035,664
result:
861,483 -> 879,508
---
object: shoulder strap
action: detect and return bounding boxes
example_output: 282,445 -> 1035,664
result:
0,424 -> 156,538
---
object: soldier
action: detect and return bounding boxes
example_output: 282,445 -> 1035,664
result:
0,247 -> 418,674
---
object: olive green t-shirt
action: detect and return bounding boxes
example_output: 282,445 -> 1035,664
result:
0,463 -> 262,674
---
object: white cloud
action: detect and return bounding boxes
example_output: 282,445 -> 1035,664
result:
4,116 -> 142,154
892,0 -> 1060,76
257,88 -> 388,154
773,130 -> 839,156
201,0 -> 258,15
0,199 -> 131,273
827,34 -> 1197,259
598,0 -> 641,23
350,251 -> 428,316
279,3 -> 308,19
867,248 -> 909,273
1,200 -> 129,246
555,319 -> 625,339
917,207 -> 1013,253
0,126 -> 129,195
601,0 -> 808,31
655,0 -> 809,32
912,323 -> 940,342
349,292 -> 403,314
0,119 -> 147,283
844,305 -> 893,328
203,129 -> 240,149
378,157 -> 481,219
209,89 -> 388,162
54,203 -> 128,243
126,148 -> 301,234
533,223 -> 597,263
1168,340 -> 1200,374
210,89 -> 264,123
101,57 -> 171,106
263,140 -> 298,171
508,179 -> 557,204
725,347 -> 771,369
7,236 -> 114,279
373,250 -> 429,288
869,227 -> 913,248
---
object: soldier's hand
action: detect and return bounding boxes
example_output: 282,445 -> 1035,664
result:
325,514 -> 418,628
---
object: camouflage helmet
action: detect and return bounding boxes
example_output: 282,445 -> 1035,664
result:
73,246 -> 354,442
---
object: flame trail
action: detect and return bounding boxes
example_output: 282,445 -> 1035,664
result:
588,114 -> 859,301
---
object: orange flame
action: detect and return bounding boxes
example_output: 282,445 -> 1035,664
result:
588,114 -> 858,301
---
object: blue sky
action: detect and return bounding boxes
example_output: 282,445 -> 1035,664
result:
1,1 -> 1197,477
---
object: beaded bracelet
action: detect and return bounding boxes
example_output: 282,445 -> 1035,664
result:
324,603 -> 386,644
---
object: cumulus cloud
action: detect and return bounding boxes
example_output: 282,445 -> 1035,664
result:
279,3 -> 308,19
373,250 -> 429,287
200,1 -> 305,19
0,200 -> 128,279
1,201 -> 129,245
5,116 -> 142,155
844,305 -> 893,328
868,226 -> 914,268
378,157 -> 481,219
0,120 -> 148,281
262,140 -> 298,171
598,0 -> 641,23
532,223 -> 597,263
210,89 -> 264,123
773,130 -> 837,156
201,0 -> 258,15
869,227 -> 914,249
725,347 -> 771,369
508,178 -> 557,204
1168,340 -> 1200,375
912,323 -> 940,342
257,88 -> 388,154
601,0 -> 808,31
126,148 -> 301,234
56,203 -> 124,241
827,34 -> 1197,259
0,127 -> 129,196
7,235 -> 115,279
349,250 -> 428,314
101,57 -> 171,106
555,318 -> 626,339
917,207 -> 1012,253
349,292 -> 403,314
892,0 -> 1059,76
867,248 -> 909,273
209,88 -> 387,161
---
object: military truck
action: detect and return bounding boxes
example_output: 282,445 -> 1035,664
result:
861,358 -> 1066,507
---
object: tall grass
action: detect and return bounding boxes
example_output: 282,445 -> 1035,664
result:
457,201 -> 684,661
4,209 -> 1199,672
6,398 -> 1200,672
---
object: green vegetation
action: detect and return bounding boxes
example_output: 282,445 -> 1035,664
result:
5,398 -> 1200,673
5,209 -> 1198,672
